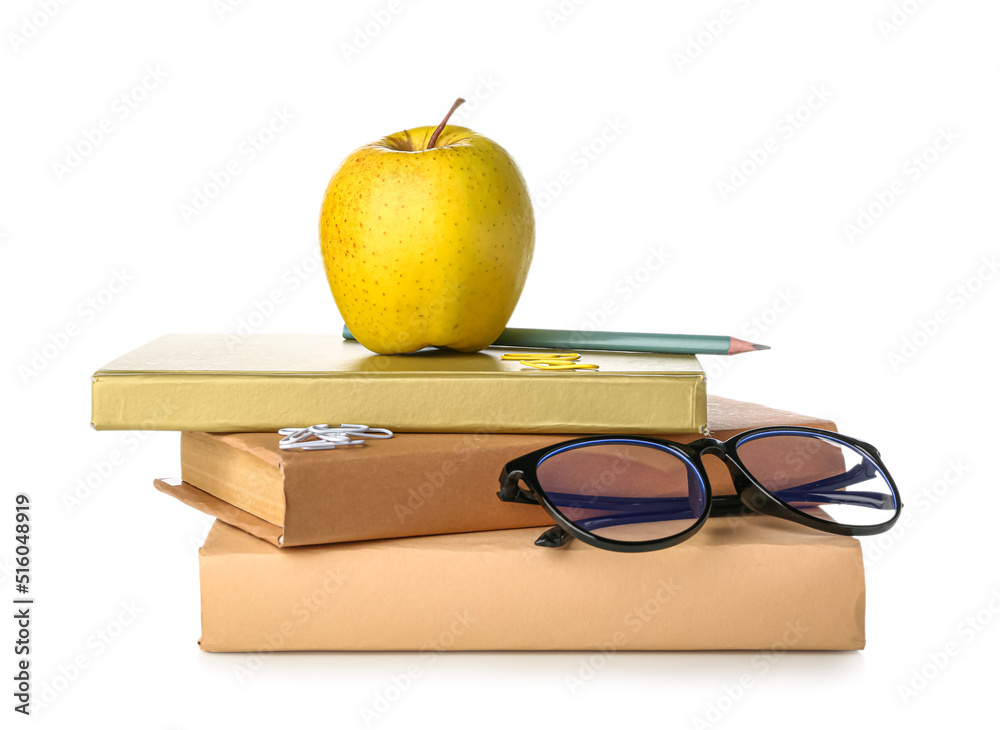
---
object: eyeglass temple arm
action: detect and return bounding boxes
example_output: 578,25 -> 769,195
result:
570,490 -> 889,532
499,469 -> 706,547
500,458 -> 890,546
544,469 -> 890,517
768,458 -> 894,509
540,466 -> 708,545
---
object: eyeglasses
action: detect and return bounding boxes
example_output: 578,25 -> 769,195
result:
497,427 -> 902,552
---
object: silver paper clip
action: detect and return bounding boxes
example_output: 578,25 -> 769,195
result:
277,424 -> 394,451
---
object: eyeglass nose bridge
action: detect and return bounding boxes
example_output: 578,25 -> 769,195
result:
690,439 -> 790,518
689,438 -> 726,459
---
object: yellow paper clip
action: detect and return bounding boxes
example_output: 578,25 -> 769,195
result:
500,352 -> 599,371
523,360 -> 599,370
500,352 -> 581,361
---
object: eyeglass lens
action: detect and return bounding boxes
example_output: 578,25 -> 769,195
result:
734,431 -> 897,528
535,440 -> 707,543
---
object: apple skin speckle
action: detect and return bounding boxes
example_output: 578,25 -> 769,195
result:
318,124 -> 534,354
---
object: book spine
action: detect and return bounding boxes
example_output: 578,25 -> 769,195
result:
92,371 -> 707,433
198,521 -> 866,651
174,415 -> 841,548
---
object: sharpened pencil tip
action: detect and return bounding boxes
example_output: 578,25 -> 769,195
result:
727,337 -> 771,355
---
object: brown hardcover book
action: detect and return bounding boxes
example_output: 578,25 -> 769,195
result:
198,518 -> 866,652
158,396 -> 840,547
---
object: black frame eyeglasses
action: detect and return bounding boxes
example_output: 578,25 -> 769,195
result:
497,426 -> 902,553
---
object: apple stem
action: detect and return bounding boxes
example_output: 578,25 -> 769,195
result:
427,98 -> 466,150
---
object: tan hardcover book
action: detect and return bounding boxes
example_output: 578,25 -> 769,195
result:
157,396 -> 840,547
91,334 -> 707,433
197,518 -> 866,652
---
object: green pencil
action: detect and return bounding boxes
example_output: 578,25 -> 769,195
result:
341,325 -> 769,356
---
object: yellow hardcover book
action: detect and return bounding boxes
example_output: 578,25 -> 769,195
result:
91,334 -> 707,433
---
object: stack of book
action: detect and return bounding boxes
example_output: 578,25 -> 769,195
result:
93,334 -> 865,651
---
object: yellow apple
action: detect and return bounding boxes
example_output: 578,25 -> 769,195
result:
319,99 -> 535,354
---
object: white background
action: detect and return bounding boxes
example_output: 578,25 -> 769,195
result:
3,0 -> 998,727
